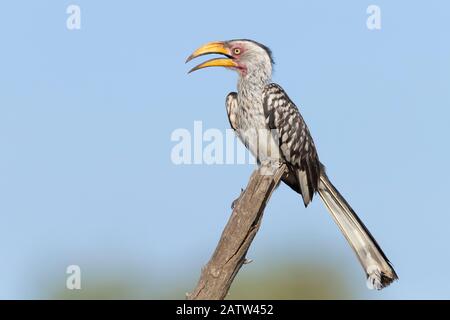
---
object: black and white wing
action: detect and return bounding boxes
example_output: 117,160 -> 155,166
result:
226,92 -> 238,131
263,83 -> 321,206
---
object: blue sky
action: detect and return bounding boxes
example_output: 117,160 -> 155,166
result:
0,1 -> 449,298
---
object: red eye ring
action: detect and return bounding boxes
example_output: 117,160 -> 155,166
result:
233,48 -> 241,55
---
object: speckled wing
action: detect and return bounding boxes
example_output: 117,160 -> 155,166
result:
226,92 -> 238,131
263,83 -> 321,206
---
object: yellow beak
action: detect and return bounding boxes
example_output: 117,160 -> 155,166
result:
186,41 -> 238,73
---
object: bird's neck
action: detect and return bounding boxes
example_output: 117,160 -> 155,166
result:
237,68 -> 272,106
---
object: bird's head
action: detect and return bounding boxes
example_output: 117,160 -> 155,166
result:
186,39 -> 273,77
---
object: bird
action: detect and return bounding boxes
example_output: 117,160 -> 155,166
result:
186,39 -> 397,290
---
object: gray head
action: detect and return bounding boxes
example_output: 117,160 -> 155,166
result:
186,39 -> 274,78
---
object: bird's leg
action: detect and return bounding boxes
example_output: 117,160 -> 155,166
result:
231,188 -> 245,210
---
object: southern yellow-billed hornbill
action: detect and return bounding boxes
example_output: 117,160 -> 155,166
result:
186,39 -> 397,290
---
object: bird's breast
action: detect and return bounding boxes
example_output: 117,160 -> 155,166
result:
236,99 -> 279,162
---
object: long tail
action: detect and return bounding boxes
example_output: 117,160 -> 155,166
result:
317,171 -> 398,290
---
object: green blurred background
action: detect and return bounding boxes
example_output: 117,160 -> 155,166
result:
51,260 -> 359,299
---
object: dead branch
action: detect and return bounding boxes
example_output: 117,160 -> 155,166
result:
187,164 -> 287,300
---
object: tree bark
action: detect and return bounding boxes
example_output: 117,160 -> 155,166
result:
187,164 -> 287,300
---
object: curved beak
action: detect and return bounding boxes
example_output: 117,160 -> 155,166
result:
186,41 -> 238,73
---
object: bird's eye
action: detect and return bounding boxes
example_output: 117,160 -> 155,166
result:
233,48 -> 241,55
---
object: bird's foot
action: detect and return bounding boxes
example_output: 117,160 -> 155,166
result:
259,158 -> 283,176
231,188 -> 245,210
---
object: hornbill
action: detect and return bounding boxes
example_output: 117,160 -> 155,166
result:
186,39 -> 397,290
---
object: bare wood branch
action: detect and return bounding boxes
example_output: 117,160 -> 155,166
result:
187,164 -> 287,300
